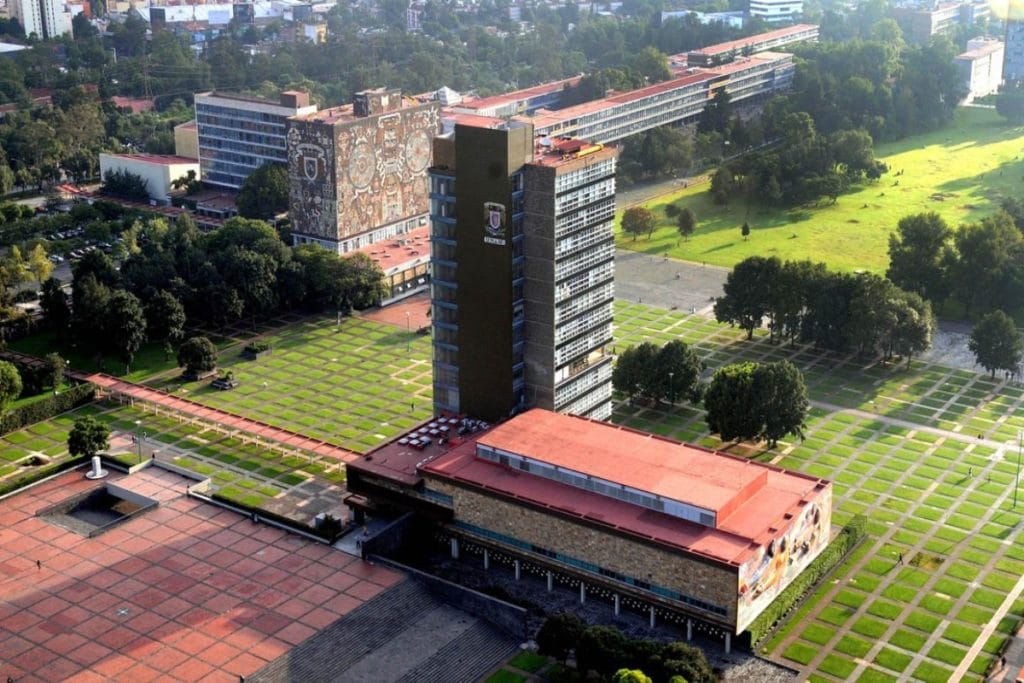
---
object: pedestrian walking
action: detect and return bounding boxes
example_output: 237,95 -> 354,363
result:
36,560 -> 40,570
897,553 -> 903,566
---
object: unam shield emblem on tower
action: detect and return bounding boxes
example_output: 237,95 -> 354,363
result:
483,202 -> 506,245
298,144 -> 326,181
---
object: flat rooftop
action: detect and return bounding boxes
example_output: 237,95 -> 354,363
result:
686,23 -> 818,58
422,410 -> 829,566
0,466 -> 402,681
102,154 -> 199,166
530,138 -> 617,168
351,225 -> 430,270
294,96 -> 425,125
454,76 -> 581,112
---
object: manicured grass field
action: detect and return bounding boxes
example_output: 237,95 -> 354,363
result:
616,107 -> 1024,273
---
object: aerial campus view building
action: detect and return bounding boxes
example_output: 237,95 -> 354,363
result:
346,409 -> 833,651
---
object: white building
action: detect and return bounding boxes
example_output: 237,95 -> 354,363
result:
9,0 -> 73,39
99,154 -> 201,202
748,0 -> 803,23
956,38 -> 1004,102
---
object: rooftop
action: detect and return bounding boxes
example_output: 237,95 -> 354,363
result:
958,42 -> 1004,59
454,76 -> 582,112
530,138 -> 616,168
684,23 -> 818,58
351,226 -> 431,271
422,409 -> 829,566
102,154 -> 200,166
295,96 -> 424,125
0,466 -> 402,681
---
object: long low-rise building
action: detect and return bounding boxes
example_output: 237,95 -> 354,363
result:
346,409 -> 832,647
98,153 -> 200,202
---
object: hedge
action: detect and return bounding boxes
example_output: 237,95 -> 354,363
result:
746,514 -> 867,646
0,382 -> 96,436
0,455 -> 87,498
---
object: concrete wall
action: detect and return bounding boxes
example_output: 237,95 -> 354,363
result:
174,122 -> 199,160
522,163 -> 557,411
99,154 -> 200,201
427,477 -> 740,630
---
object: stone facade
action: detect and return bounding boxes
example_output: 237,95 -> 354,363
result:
287,100 -> 441,247
424,477 -> 741,629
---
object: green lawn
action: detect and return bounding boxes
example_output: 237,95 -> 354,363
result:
617,107 -> 1024,273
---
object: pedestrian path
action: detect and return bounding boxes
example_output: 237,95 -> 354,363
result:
85,373 -> 359,464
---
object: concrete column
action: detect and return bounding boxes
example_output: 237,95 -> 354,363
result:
580,583 -> 586,604
547,571 -> 553,591
450,537 -> 459,559
686,619 -> 692,641
649,606 -> 656,628
514,560 -> 521,580
725,632 -> 731,654
614,594 -> 621,616
483,549 -> 490,570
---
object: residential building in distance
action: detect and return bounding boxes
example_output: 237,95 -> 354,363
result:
956,38 -> 1004,102
98,153 -> 200,202
748,0 -> 803,23
430,121 -> 616,422
173,120 -> 199,160
286,88 -> 442,257
194,90 -> 317,190
346,409 -> 833,651
1006,19 -> 1024,84
894,1 -> 991,44
8,0 -> 73,39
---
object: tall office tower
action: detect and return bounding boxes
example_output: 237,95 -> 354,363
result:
194,90 -> 318,190
287,88 -> 442,253
9,0 -> 71,40
430,120 -> 617,423
1005,19 -> 1024,85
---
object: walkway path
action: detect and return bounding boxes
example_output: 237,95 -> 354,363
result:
85,373 -> 359,464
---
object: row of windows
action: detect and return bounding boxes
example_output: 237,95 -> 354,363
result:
556,226 -> 615,261
555,198 -> 616,239
554,359 -> 612,407
556,323 -> 611,369
196,103 -> 293,122
553,159 -> 616,194
558,383 -> 613,419
450,521 -> 728,616
555,178 -> 616,217
557,262 -> 614,301
555,305 -> 613,347
555,283 -> 614,325
554,241 -> 615,282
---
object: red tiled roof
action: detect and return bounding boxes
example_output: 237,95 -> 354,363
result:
686,23 -> 818,58
456,76 -> 581,111
422,409 -> 829,566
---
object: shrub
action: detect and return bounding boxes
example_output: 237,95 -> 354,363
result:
0,382 -> 95,436
0,455 -> 87,498
746,515 -> 867,645
537,613 -> 587,661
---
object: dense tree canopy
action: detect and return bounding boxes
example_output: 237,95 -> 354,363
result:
236,163 -> 290,219
704,360 -> 808,448
68,416 -> 110,458
969,311 -> 1023,379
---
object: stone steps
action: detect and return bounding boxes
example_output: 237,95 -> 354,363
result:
395,619 -> 520,683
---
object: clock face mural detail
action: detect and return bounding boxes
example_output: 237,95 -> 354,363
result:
288,101 -> 441,243
405,129 -> 432,172
348,141 -> 376,188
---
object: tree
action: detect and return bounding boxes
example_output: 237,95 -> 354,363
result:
612,342 -> 658,404
741,221 -> 750,241
996,83 -> 1024,124
969,310 -> 1023,379
39,277 -> 70,337
0,361 -> 21,412
704,361 -> 808,448
621,206 -> 656,241
697,88 -> 732,135
950,212 -> 1022,316
889,290 -> 935,368
536,613 -> 586,661
613,670 -> 652,683
26,243 -> 52,285
68,416 -> 110,458
714,256 -> 780,339
236,163 -> 289,219
44,352 -> 64,393
145,290 -> 186,353
656,339 -> 704,404
710,165 -> 735,205
177,335 -> 218,377
104,290 -> 148,373
886,212 -> 952,306
676,208 -> 696,242
101,168 -> 149,201
753,360 -> 808,448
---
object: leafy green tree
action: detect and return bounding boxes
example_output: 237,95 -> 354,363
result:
101,168 -> 149,201
236,163 -> 289,219
44,352 -> 64,393
72,273 -> 111,350
969,310 -> 1023,379
104,290 -> 147,373
710,165 -> 735,205
741,221 -> 750,240
705,360 -> 808,447
536,613 -> 586,662
613,670 -> 652,683
996,83 -> 1024,124
659,641 -> 714,682
753,360 -> 808,448
714,256 -> 780,339
704,362 -> 761,444
576,626 -> 630,679
656,339 -> 704,404
676,207 -> 696,242
621,206 -> 656,241
68,416 -> 110,458
40,277 -> 70,337
145,290 -> 186,353
178,336 -> 217,378
26,243 -> 52,285
888,290 -> 935,368
698,88 -> 732,135
612,342 -> 658,404
630,46 -> 671,84
0,361 -> 21,411
950,212 -> 1022,316
886,212 -> 952,306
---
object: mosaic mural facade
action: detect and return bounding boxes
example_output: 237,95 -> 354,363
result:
287,99 -> 442,245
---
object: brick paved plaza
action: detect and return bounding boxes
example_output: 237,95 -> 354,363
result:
0,468 -> 401,682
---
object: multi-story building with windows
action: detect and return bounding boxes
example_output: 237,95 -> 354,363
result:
9,0 -> 72,40
429,120 -> 616,422
286,88 -> 442,257
748,0 -> 803,22
956,38 -> 1004,102
1006,20 -> 1024,85
194,90 -> 317,190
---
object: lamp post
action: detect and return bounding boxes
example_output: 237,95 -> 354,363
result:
668,371 -> 675,407
406,311 -> 411,352
134,419 -> 142,464
1016,430 -> 1022,509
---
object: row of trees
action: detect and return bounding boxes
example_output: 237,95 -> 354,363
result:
715,256 -> 936,362
887,210 -> 1024,318
612,340 -> 704,406
43,215 -> 387,371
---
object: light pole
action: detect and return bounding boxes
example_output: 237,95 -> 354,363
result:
134,419 -> 142,464
406,311 -> 411,352
668,371 -> 675,407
